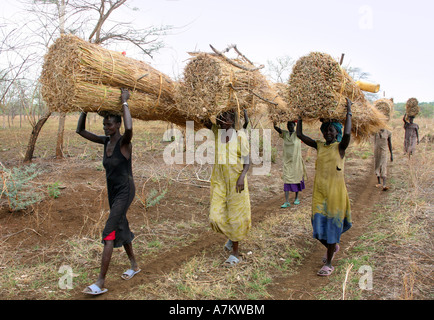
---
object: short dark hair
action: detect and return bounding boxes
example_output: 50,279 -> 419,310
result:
99,111 -> 122,124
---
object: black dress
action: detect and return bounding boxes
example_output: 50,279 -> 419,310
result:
102,136 -> 135,248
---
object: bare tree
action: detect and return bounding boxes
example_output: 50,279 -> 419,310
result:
266,55 -> 294,83
20,0 -> 173,162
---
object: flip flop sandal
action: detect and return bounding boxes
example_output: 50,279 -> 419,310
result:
293,199 -> 300,205
281,202 -> 291,208
224,239 -> 233,252
322,244 -> 340,264
121,268 -> 141,280
83,283 -> 108,295
317,265 -> 334,276
224,255 -> 241,266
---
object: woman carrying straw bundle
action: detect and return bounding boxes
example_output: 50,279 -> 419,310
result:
205,110 -> 251,266
296,98 -> 353,276
77,88 -> 140,295
273,121 -> 307,208
374,128 -> 393,191
403,113 -> 419,157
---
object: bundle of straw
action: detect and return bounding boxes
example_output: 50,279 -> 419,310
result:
40,34 -> 194,125
175,52 -> 277,126
286,51 -> 387,141
267,82 -> 298,124
405,97 -> 420,117
373,98 -> 394,121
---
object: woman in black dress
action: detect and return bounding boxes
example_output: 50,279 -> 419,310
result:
77,88 -> 140,295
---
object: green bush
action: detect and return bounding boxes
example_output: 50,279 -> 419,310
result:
0,164 -> 44,211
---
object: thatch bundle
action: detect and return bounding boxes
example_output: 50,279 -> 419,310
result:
405,97 -> 420,117
286,51 -> 387,141
175,51 -> 281,126
40,34 -> 197,126
267,82 -> 297,123
373,98 -> 394,121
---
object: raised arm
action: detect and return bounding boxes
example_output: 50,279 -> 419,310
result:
76,112 -> 106,144
339,98 -> 352,156
296,117 -> 317,149
243,109 -> 249,129
120,88 -> 133,146
273,122 -> 282,135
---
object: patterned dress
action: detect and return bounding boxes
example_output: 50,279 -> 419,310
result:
311,141 -> 352,244
209,125 -> 251,242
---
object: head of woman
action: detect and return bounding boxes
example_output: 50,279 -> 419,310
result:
217,110 -> 235,130
320,121 -> 343,144
102,114 -> 122,136
287,121 -> 296,133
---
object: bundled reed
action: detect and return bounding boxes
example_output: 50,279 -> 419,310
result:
175,51 -> 280,126
40,34 -> 190,125
405,97 -> 420,117
267,82 -> 298,123
286,51 -> 387,141
373,98 -> 394,121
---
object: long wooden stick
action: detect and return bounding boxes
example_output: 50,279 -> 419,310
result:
209,45 -> 264,71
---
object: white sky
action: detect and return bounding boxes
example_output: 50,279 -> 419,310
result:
2,0 -> 433,103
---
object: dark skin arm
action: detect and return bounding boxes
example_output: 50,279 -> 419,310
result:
388,135 -> 393,161
119,88 -> 133,159
296,117 -> 317,149
236,156 -> 250,193
76,113 -> 106,144
243,109 -> 249,129
273,122 -> 282,134
338,98 -> 352,159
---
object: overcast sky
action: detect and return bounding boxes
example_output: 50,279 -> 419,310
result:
2,0 -> 433,103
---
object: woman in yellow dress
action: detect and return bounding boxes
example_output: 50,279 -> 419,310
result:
205,110 -> 251,265
296,98 -> 353,276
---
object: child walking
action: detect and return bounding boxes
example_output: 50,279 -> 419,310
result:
273,121 -> 307,208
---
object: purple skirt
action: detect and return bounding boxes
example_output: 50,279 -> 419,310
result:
284,179 -> 305,192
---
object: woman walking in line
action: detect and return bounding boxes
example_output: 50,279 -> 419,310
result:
296,98 -> 353,276
273,121 -> 307,208
77,88 -> 140,295
374,128 -> 393,191
205,110 -> 251,266
403,113 -> 419,157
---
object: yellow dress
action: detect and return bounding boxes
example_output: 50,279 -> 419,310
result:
209,125 -> 251,242
311,140 -> 351,244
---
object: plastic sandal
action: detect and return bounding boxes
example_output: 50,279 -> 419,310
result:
317,265 -> 334,276
83,283 -> 108,295
281,202 -> 291,208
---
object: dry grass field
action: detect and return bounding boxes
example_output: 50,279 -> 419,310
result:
0,114 -> 432,300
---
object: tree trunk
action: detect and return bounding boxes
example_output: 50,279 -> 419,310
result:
56,112 -> 66,158
24,111 -> 51,163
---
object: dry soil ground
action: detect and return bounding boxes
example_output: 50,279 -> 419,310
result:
0,115 -> 432,302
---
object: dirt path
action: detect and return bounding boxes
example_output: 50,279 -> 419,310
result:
266,161 -> 381,299
74,159 -> 381,300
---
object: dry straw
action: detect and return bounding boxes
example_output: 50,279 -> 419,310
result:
286,52 -> 387,142
373,98 -> 394,121
405,97 -> 420,117
175,49 -> 284,126
39,34 -> 201,126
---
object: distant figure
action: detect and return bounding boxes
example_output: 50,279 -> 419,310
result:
403,114 -> 419,157
273,121 -> 307,207
204,110 -> 251,266
77,88 -> 140,295
374,129 -> 393,191
296,98 -> 353,277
